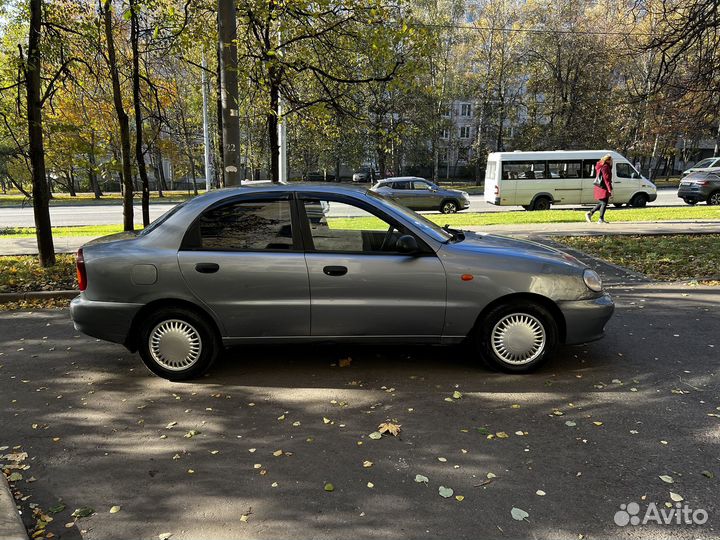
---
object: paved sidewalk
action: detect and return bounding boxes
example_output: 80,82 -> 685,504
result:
1,220 -> 720,256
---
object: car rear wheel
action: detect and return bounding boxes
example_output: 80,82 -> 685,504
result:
530,196 -> 551,211
630,193 -> 648,207
138,308 -> 220,381
475,302 -> 558,373
707,191 -> 720,205
440,200 -> 458,214
683,198 -> 698,205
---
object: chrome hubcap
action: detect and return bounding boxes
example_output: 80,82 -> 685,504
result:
149,319 -> 202,371
710,193 -> 720,205
491,313 -> 546,365
443,203 -> 456,213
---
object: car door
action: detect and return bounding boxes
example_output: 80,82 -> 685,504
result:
297,193 -> 447,338
411,179 -> 440,209
383,180 -> 412,207
177,194 -> 310,338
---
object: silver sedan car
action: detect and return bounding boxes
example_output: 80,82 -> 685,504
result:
71,185 -> 614,380
371,177 -> 470,213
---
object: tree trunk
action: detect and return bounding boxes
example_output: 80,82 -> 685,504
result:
130,0 -> 150,226
66,169 -> 77,196
154,146 -> 168,193
103,0 -> 134,231
25,0 -> 55,266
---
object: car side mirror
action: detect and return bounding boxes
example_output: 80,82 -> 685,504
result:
396,235 -> 419,254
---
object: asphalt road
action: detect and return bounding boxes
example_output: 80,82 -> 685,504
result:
0,188 -> 684,227
1,278 -> 718,538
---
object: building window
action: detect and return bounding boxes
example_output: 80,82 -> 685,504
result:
440,128 -> 449,140
439,148 -> 448,163
460,103 -> 472,117
459,126 -> 471,139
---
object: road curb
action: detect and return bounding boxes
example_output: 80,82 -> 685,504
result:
0,291 -> 78,304
0,473 -> 28,540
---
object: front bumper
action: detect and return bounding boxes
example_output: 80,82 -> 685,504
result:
460,199 -> 471,209
647,191 -> 658,202
558,293 -> 614,345
70,294 -> 143,346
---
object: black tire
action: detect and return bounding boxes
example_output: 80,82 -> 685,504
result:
683,198 -> 698,205
530,196 -> 552,211
522,205 -> 531,211
630,193 -> 648,207
440,200 -> 458,214
475,301 -> 558,373
138,307 -> 220,381
707,191 -> 720,206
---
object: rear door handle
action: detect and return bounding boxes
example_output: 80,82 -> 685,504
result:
323,265 -> 348,276
195,262 -> 220,274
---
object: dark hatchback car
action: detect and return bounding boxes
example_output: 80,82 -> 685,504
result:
677,171 -> 720,205
71,185 -> 613,381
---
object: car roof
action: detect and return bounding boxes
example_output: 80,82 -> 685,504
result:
183,182 -> 369,206
378,176 -> 425,182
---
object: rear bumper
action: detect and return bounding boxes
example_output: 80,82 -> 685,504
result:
677,186 -> 709,201
70,294 -> 143,346
558,293 -> 614,345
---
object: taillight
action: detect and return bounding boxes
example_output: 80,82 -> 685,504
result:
697,181 -> 710,186
76,248 -> 87,291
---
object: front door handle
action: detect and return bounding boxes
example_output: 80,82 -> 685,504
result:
323,265 -> 348,276
195,262 -> 220,274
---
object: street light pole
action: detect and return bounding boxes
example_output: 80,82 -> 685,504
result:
201,51 -> 214,191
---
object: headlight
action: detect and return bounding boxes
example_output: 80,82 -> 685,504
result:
583,269 -> 603,292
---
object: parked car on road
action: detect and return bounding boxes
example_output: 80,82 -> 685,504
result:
71,185 -> 614,380
677,171 -> 720,205
352,167 -> 377,183
681,157 -> 720,177
371,177 -> 470,213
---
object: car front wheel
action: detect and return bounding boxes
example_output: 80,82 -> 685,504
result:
138,308 -> 220,381
475,302 -> 558,373
708,191 -> 720,205
440,200 -> 458,214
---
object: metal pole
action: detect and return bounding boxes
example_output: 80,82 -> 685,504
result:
278,30 -> 287,183
278,96 -> 287,183
201,51 -> 214,191
218,0 -> 240,186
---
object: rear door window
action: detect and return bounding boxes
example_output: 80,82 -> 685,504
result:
185,199 -> 296,251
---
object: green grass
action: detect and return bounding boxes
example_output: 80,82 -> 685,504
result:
555,235 -> 720,281
0,225 -> 134,238
0,254 -> 77,293
329,205 -> 720,230
0,191 -> 199,207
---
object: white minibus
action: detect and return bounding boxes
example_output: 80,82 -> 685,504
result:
484,150 -> 657,210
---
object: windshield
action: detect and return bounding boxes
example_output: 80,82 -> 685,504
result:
692,158 -> 715,169
684,172 -> 719,182
366,190 -> 453,242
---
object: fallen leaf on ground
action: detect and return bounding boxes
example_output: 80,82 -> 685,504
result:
455,495 -> 465,501
438,486 -> 453,498
701,470 -> 714,479
378,422 -> 401,436
322,417 -> 331,424
71,507 -> 93,519
159,533 -> 172,540
368,432 -> 382,440
184,430 -> 200,438
452,391 -> 462,399
659,475 -> 674,484
339,357 -> 352,367
415,474 -> 429,484
367,482 -> 374,488
495,431 -> 509,439
363,461 -> 373,468
565,421 -> 577,427
324,483 -> 334,492
670,492 -> 684,502
273,450 -> 283,457
109,506 -> 121,514
536,490 -> 546,496
511,507 -> 529,521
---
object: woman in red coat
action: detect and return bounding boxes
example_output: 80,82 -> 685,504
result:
585,154 -> 613,223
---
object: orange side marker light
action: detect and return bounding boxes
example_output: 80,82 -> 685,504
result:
461,274 -> 474,281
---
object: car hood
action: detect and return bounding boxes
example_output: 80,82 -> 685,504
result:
443,231 -> 584,268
